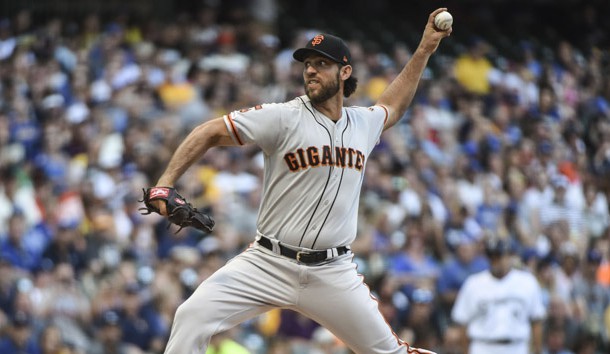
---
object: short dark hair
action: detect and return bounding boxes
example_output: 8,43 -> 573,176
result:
344,76 -> 358,98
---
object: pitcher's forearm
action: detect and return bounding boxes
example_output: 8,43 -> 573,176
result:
376,8 -> 451,130
157,118 -> 235,186
377,50 -> 431,127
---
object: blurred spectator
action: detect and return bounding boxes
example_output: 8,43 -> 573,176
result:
0,165 -> 41,234
542,323 -> 575,354
0,18 -> 16,60
117,282 -> 166,353
388,217 -> 440,296
436,235 -> 488,322
544,295 -> 581,350
439,324 -> 464,354
41,222 -> 87,274
199,28 -> 250,75
310,326 -> 348,354
539,174 -> 585,241
39,324 -> 74,354
571,329 -> 601,354
400,287 -> 443,351
571,249 -> 610,348
0,210 -> 41,271
89,309 -> 139,354
421,83 -> 459,133
453,38 -> 493,96
369,272 -> 408,330
0,310 -> 41,354
38,262 -> 91,352
581,183 -> 609,241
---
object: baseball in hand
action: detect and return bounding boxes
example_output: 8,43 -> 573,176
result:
434,11 -> 453,31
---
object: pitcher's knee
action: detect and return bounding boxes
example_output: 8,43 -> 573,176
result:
173,297 -> 216,336
174,301 -> 192,323
174,298 -> 205,327
168,300 -> 214,352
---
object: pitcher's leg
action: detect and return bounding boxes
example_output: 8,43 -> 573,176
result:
164,248 -> 297,354
298,259 -> 433,354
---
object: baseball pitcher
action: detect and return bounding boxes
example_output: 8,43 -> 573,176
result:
142,8 -> 451,354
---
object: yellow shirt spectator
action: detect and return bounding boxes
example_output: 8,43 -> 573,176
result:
454,41 -> 493,95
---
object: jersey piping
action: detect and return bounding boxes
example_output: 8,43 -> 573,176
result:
310,113 -> 350,249
378,104 -> 389,126
297,97 -> 334,248
224,113 -> 244,145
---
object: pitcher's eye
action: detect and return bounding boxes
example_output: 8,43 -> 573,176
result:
304,59 -> 331,71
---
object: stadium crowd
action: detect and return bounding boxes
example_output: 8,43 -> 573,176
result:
0,2 -> 610,353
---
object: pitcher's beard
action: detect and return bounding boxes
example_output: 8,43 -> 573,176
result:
305,75 -> 341,104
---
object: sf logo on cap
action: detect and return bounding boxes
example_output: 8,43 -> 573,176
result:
311,35 -> 324,46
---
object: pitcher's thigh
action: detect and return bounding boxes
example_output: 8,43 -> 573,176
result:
299,275 -> 407,354
165,250 -> 292,353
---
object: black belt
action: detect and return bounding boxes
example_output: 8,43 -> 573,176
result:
257,236 -> 350,264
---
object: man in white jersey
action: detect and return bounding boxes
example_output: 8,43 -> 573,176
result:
451,238 -> 546,354
148,8 -> 451,354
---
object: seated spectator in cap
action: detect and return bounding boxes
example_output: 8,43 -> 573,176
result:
89,309 -> 141,354
521,247 -> 541,273
474,182 -> 505,233
539,174 -> 585,240
0,310 -> 41,354
437,233 -> 488,320
444,203 -> 483,253
41,221 -> 87,274
400,287 -> 442,351
118,282 -> 166,353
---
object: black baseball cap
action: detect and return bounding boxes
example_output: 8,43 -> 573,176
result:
293,33 -> 352,66
485,237 -> 513,257
11,311 -> 32,327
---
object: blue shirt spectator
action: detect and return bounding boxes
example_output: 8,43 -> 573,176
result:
437,237 -> 488,313
0,311 -> 41,354
0,211 -> 40,271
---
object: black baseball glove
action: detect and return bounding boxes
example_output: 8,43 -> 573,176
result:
140,187 -> 215,233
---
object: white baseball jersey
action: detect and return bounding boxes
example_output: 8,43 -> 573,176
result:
223,95 -> 387,249
163,96 -> 438,354
451,268 -> 545,354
